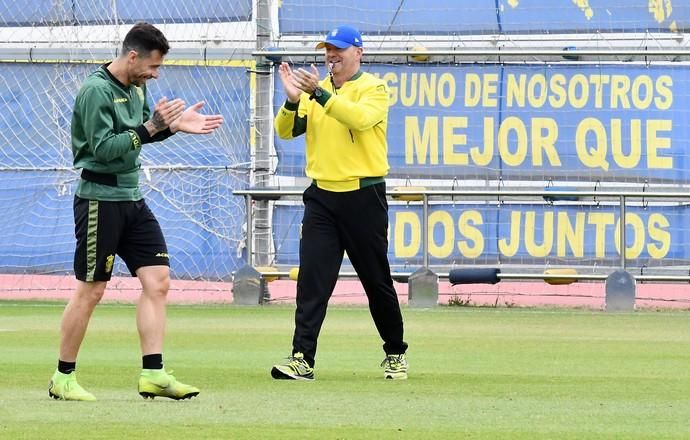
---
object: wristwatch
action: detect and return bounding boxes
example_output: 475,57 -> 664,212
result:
309,86 -> 324,100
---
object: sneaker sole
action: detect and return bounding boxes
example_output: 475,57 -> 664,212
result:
384,372 -> 408,380
139,391 -> 200,400
49,390 -> 97,401
271,366 -> 314,381
48,382 -> 61,400
49,385 -> 96,401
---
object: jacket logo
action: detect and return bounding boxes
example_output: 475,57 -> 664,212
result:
113,98 -> 128,103
155,252 -> 169,258
128,130 -> 142,149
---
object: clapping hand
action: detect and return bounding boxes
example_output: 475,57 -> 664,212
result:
278,62 -> 320,103
291,64 -> 320,95
169,101 -> 224,134
149,97 -> 186,132
277,62 -> 302,103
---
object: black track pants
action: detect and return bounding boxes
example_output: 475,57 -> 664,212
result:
291,182 -> 408,366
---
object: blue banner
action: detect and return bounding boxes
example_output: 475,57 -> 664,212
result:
279,0 -> 497,35
278,0 -> 689,34
274,63 -> 690,183
75,0 -> 252,24
0,1 -> 63,26
7,0 -> 688,31
1,0 -> 251,26
144,65 -> 251,166
273,202 -> 685,267
0,63 -> 250,278
500,1 -> 689,34
0,63 -> 249,168
0,169 -> 247,279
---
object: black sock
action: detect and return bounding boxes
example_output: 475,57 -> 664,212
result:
57,360 -> 76,374
142,353 -> 163,370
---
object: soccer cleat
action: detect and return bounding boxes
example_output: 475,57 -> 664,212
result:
271,352 -> 314,381
381,353 -> 408,380
138,369 -> 200,400
48,370 -> 97,401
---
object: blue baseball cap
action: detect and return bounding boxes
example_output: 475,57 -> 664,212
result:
316,25 -> 363,49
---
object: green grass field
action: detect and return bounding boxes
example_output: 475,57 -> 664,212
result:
2,302 -> 690,439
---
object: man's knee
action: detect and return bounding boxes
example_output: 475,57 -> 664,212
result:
149,277 -> 170,298
137,266 -> 170,298
75,281 -> 107,306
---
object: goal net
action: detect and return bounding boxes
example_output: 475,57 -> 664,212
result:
0,1 -> 253,284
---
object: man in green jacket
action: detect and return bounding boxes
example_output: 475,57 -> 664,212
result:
271,25 -> 408,381
49,22 -> 223,401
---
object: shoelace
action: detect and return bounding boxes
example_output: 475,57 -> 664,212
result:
285,356 -> 310,372
287,356 -> 306,367
380,355 -> 404,369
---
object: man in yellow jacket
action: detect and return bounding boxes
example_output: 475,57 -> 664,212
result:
271,25 -> 408,381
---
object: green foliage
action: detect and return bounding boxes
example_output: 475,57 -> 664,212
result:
2,302 -> 690,439
447,295 -> 472,307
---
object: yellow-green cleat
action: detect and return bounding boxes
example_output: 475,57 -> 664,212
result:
271,352 -> 314,381
138,369 -> 200,400
48,370 -> 96,401
381,354 -> 408,380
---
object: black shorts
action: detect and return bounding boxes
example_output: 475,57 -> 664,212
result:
73,196 -> 169,282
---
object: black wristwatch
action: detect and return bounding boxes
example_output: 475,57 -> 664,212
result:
309,86 -> 324,100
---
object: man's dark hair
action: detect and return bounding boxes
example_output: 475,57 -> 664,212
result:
122,22 -> 169,56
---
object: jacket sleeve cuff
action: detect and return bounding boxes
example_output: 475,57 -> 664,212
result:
283,99 -> 299,111
151,127 -> 174,142
134,125 -> 153,145
315,89 -> 332,107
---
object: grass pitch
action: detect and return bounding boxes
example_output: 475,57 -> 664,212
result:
2,302 -> 690,439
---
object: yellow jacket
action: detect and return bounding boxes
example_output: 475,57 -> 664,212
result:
275,71 -> 390,192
